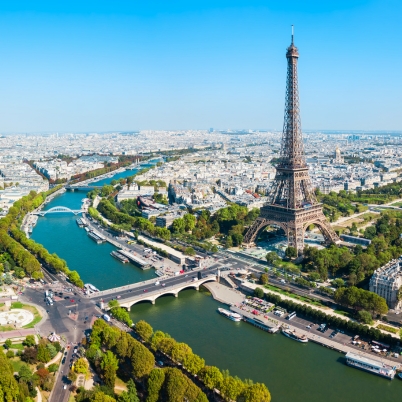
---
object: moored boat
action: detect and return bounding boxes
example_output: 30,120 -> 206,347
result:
281,327 -> 308,343
110,250 -> 129,263
345,352 -> 398,379
217,308 -> 242,322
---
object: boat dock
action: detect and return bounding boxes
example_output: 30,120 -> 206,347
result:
117,249 -> 151,270
88,230 -> 106,244
230,305 -> 280,333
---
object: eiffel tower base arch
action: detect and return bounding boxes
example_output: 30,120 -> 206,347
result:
243,204 -> 339,255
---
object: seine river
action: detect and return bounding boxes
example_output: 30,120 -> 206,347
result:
31,167 -> 402,402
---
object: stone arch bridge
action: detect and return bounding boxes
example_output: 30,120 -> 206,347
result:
116,275 -> 217,309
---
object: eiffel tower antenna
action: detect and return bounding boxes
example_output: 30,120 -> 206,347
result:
243,31 -> 339,254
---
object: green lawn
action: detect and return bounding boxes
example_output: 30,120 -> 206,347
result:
0,325 -> 16,332
11,358 -> 26,372
17,303 -> 42,329
377,324 -> 398,334
11,302 -> 24,309
10,343 -> 24,350
334,309 -> 351,317
264,284 -> 327,307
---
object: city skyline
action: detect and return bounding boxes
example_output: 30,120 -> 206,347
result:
0,0 -> 400,132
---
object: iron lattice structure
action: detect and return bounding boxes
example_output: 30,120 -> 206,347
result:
244,33 -> 339,254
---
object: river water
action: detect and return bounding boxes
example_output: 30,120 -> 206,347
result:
30,168 -> 402,402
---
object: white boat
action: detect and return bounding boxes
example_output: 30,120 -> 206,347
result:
218,308 -> 242,322
84,283 -> 99,292
281,327 -> 308,343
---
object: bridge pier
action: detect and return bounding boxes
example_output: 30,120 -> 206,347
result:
151,300 -> 155,305
174,293 -> 178,298
195,286 -> 199,291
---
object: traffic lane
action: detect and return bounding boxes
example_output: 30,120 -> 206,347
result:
92,272 -> 218,303
96,270 -> 214,298
90,266 -> 218,300
99,274 -> 217,303
53,348 -> 74,402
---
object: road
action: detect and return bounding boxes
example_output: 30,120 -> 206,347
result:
52,347 -> 74,402
90,266 -> 220,305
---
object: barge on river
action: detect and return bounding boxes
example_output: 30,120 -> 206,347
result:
229,306 -> 280,333
217,308 -> 242,322
117,249 -> 151,270
88,230 -> 106,244
110,250 -> 129,263
281,327 -> 308,343
345,352 -> 399,380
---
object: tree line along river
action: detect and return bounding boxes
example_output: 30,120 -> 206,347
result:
30,165 -> 402,402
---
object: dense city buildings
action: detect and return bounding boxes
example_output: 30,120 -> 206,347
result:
0,130 -> 402,215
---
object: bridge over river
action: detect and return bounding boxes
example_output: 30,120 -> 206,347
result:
32,206 -> 84,216
88,268 -> 219,309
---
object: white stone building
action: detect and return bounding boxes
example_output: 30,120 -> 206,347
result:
369,258 -> 402,309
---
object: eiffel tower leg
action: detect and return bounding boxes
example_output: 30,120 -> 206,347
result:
243,217 -> 268,245
314,216 -> 340,245
287,225 -> 305,255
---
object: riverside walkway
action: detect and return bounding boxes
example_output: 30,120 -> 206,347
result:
242,282 -> 400,339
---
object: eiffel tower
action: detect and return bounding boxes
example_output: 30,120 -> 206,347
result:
244,28 -> 339,254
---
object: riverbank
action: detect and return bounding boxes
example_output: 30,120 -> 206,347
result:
202,279 -> 401,371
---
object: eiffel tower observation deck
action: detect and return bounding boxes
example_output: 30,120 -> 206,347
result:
244,28 -> 339,254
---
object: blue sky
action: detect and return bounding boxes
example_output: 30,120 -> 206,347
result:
0,1 -> 400,132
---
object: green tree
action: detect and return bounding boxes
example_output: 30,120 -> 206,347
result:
260,273 -> 269,285
135,320 -> 153,342
198,366 -> 223,390
48,363 -> 59,373
100,351 -> 119,389
37,343 -> 51,363
285,246 -> 297,258
254,287 -> 264,299
146,369 -> 165,402
225,236 -> 233,249
4,339 -> 12,349
220,375 -> 245,401
183,353 -> 205,375
18,364 -> 33,382
118,379 -> 139,402
172,218 -> 185,233
357,310 -> 373,325
74,358 -> 89,374
108,300 -> 119,309
91,391 -> 116,402
240,382 -> 271,402
183,214 -> 196,231
0,349 -> 20,402
171,342 -> 192,364
23,335 -> 36,347
46,343 -> 57,359
184,247 -> 196,256
164,367 -> 208,402
130,341 -> 155,379
266,251 -> 279,265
